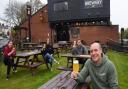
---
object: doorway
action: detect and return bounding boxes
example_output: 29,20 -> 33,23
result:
55,24 -> 70,41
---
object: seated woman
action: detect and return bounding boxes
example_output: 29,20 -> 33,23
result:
41,39 -> 58,70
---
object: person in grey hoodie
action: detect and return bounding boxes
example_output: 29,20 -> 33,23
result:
71,42 -> 118,89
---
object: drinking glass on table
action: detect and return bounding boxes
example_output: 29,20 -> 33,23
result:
73,60 -> 79,73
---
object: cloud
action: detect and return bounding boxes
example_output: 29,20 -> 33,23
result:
111,0 -> 128,28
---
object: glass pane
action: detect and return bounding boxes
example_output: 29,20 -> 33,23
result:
70,27 -> 80,38
54,2 -> 68,11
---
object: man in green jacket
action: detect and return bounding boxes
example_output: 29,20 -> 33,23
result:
71,42 -> 118,89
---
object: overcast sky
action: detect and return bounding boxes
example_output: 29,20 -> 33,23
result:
0,0 -> 128,29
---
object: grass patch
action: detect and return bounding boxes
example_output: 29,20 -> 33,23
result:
0,51 -> 128,89
107,50 -> 128,89
0,54 -> 67,89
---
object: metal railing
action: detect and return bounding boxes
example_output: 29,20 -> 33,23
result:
107,39 -> 128,52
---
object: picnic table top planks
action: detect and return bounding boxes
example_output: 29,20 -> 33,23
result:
38,71 -> 90,89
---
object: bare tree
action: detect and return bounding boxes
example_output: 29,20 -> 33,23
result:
4,0 -> 44,26
29,0 -> 44,14
4,0 -> 27,26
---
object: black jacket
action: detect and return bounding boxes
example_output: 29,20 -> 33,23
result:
41,44 -> 54,55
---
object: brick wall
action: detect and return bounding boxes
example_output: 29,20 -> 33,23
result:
78,25 -> 119,45
21,5 -> 51,43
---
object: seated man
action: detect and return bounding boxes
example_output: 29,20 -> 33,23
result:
72,40 -> 88,68
71,42 -> 118,89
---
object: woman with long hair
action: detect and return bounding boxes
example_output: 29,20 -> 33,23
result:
3,40 -> 16,79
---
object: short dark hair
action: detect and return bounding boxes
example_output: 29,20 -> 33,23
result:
90,41 -> 102,50
94,40 -> 100,43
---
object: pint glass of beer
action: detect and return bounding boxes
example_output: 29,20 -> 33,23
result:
73,60 -> 79,73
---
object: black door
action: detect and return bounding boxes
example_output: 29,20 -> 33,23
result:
55,24 -> 70,41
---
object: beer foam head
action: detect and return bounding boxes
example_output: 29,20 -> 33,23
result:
73,60 -> 79,64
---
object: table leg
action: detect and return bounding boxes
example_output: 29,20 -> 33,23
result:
67,57 -> 73,68
14,57 -> 20,70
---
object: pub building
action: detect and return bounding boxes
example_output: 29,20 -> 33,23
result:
20,0 -> 119,45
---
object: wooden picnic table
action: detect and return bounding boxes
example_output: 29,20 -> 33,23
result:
38,71 -> 90,89
35,45 -> 43,50
58,41 -> 71,53
53,43 -> 60,57
21,42 -> 38,50
61,53 -> 91,68
14,50 -> 44,75
22,42 -> 38,45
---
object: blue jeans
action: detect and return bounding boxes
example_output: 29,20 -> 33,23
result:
44,53 -> 54,63
44,53 -> 54,69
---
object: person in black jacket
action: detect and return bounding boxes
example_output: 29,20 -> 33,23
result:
41,39 -> 59,70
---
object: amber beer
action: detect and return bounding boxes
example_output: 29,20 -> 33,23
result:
73,60 -> 79,73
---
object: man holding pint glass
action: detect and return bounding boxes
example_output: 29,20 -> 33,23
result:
71,42 -> 118,89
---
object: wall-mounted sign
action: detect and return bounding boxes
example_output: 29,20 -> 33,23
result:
85,0 -> 103,8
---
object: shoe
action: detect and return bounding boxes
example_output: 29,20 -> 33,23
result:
14,70 -> 17,73
6,78 -> 9,80
13,70 -> 17,73
53,59 -> 59,64
6,77 -> 9,80
57,62 -> 60,64
6,75 -> 9,80
50,68 -> 53,71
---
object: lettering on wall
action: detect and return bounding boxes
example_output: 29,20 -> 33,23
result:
85,0 -> 103,8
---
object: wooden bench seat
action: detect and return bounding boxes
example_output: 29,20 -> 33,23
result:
57,66 -> 72,71
29,62 -> 43,75
38,71 -> 90,89
29,62 -> 43,68
18,58 -> 26,63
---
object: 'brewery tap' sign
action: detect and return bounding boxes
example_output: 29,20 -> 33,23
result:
85,0 -> 103,8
